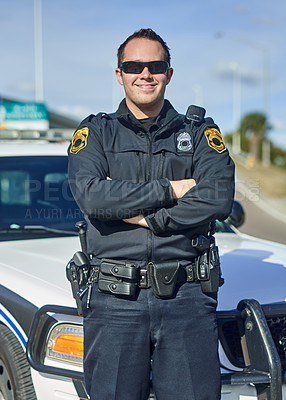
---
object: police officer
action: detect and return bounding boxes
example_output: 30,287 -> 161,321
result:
68,28 -> 235,400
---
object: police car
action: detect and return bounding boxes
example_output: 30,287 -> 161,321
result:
0,133 -> 285,400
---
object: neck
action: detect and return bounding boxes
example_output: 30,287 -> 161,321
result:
126,99 -> 164,119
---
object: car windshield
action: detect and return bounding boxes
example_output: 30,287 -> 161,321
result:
0,155 -> 234,237
0,156 -> 83,233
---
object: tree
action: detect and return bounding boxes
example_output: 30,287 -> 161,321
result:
239,112 -> 269,161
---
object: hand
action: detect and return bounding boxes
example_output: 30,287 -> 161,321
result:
123,214 -> 149,228
170,179 -> 196,200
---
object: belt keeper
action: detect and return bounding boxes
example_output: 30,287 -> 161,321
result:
139,268 -> 149,288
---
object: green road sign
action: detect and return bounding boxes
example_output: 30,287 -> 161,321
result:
0,101 -> 49,130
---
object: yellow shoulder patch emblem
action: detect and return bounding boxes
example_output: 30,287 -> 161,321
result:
204,128 -> 226,153
70,127 -> 89,154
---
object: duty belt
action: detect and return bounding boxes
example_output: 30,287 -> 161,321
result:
89,259 -> 198,299
68,233 -> 222,313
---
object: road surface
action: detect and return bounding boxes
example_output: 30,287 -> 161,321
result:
235,184 -> 286,245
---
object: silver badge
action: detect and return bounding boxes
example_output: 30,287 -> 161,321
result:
177,132 -> 192,152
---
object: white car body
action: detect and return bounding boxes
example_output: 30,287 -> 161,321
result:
0,138 -> 285,400
1,232 -> 285,313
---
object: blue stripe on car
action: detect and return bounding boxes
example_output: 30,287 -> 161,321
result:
0,308 -> 27,347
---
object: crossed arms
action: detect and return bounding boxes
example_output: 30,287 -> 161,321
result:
123,179 -> 196,228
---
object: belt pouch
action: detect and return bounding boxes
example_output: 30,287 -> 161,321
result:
100,259 -> 139,280
98,259 -> 139,298
149,261 -> 180,299
98,278 -> 137,297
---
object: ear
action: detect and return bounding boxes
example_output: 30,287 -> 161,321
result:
115,68 -> 124,86
166,68 -> 173,85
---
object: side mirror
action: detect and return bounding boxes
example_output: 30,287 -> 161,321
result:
227,200 -> 245,228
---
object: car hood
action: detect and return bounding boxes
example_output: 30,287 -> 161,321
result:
0,236 -> 79,308
217,232 -> 286,310
0,232 -> 285,310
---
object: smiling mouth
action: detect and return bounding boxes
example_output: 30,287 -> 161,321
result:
136,84 -> 156,90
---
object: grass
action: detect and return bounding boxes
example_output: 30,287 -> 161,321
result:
233,155 -> 286,198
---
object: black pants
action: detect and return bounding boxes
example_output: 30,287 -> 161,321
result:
82,281 -> 221,400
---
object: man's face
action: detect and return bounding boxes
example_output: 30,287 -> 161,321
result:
115,38 -> 173,117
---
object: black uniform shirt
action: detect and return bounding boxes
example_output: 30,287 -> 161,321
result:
68,100 -> 235,263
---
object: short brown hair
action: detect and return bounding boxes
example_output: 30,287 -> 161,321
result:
117,28 -> 171,67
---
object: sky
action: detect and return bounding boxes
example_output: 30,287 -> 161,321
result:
1,0 -> 286,149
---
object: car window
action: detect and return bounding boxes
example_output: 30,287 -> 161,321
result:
0,156 -> 83,232
0,170 -> 30,205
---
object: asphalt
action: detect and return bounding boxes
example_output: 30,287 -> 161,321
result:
235,179 -> 286,245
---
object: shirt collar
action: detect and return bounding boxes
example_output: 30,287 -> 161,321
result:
114,99 -> 181,133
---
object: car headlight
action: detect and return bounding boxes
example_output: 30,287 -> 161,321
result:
46,323 -> 83,366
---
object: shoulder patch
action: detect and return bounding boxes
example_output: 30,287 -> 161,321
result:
70,127 -> 89,154
204,128 -> 226,153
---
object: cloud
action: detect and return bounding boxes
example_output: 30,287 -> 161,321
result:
214,63 -> 261,85
8,81 -> 35,95
54,105 -> 94,121
272,119 -> 286,131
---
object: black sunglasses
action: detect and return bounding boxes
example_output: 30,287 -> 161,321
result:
119,61 -> 169,74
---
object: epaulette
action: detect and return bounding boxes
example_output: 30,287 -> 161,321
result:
204,117 -> 215,126
98,112 -> 111,120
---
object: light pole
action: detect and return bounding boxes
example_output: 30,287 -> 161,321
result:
215,32 -> 271,164
192,84 -> 204,107
215,32 -> 270,115
34,0 -> 44,103
229,62 -> 241,154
